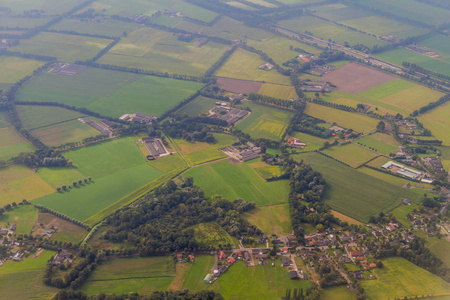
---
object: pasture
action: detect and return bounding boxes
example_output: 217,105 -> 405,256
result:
236,101 -> 293,141
439,146 -> 450,172
17,105 -> 85,130
0,205 -> 38,235
175,96 -> 217,117
293,152 -> 422,222
215,48 -> 291,85
357,167 -> 430,191
243,203 -> 292,236
216,77 -> 262,94
418,101 -> 450,146
10,32 -> 112,63
257,83 -> 298,100
322,143 -> 378,168
320,286 -> 355,300
304,103 -> 378,134
249,160 -> 284,179
98,27 -> 230,77
357,132 -> 400,155
0,17 -> 50,28
390,204 -> 419,228
182,255 -> 215,292
0,165 -> 55,206
184,159 -> 290,206
362,257 -> 450,300
35,212 -> 88,244
190,222 -> 238,247
50,18 -> 140,37
359,78 -> 414,100
37,167 -> 85,189
0,56 -> 44,84
0,126 -> 35,162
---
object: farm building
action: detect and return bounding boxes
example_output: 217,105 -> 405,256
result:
203,274 -> 213,283
120,113 -> 156,124
382,161 -> 422,180
282,257 -> 291,267
289,271 -> 300,280
220,145 -> 261,162
287,137 -> 307,149
209,107 -> 249,126
141,137 -> 169,159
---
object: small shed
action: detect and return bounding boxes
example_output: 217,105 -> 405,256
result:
203,274 -> 213,283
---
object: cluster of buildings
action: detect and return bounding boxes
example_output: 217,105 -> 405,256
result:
298,80 -> 333,93
381,161 -> 427,181
287,137 -> 307,149
311,64 -> 335,74
405,44 -> 439,59
119,113 -> 156,124
422,157 -> 445,175
209,105 -> 250,126
141,137 -> 169,160
258,62 -> 275,71
82,118 -> 114,136
220,142 -> 261,162
176,253 -> 195,263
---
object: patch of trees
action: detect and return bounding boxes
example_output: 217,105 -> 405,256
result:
310,98 -> 358,113
200,85 -> 229,101
87,37 -> 120,63
248,93 -> 302,110
103,180 -> 258,255
410,94 -> 450,117
404,61 -> 450,82
284,287 -> 321,300
289,113 -> 333,139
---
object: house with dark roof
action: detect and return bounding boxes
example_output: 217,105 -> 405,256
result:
282,257 -> 291,267
289,271 -> 300,280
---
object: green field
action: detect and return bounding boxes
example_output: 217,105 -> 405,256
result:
0,0 -> 80,14
359,78 -> 415,100
248,160 -> 284,179
17,105 -> 85,130
414,231 -> 450,269
175,96 -> 217,117
37,167 -> 86,189
419,34 -> 450,64
0,205 -> 38,235
16,68 -> 204,118
292,131 -> 333,152
184,159 -> 290,206
190,222 -> 238,247
305,103 -> 378,134
182,255 -> 215,292
357,132 -> 400,155
243,203 -> 292,236
320,286 -> 355,300
418,101 -> 450,146
36,212 -> 88,244
439,146 -> 450,172
362,257 -> 450,300
236,101 -> 293,141
0,56 -> 44,84
293,152 -> 422,222
34,137 -> 163,221
322,143 -> 378,168
215,48 -> 291,85
50,18 -> 140,37
99,27 -> 230,77
0,126 -> 35,162
10,32 -> 112,63
0,17 -> 50,28
257,83 -> 298,100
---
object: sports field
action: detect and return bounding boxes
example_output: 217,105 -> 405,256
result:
0,205 -> 38,235
304,103 -> 378,134
322,143 -> 378,168
294,152 -> 422,222
17,105 -> 85,130
215,48 -> 291,85
257,83 -> 297,100
190,222 -> 238,247
243,203 -> 292,236
357,132 -> 400,155
184,159 -> 290,206
175,96 -> 217,117
0,126 -> 35,162
50,18 -> 140,37
362,257 -> 450,300
98,27 -> 230,77
236,101 -> 293,141
0,56 -> 44,84
418,101 -> 450,146
10,32 -> 112,63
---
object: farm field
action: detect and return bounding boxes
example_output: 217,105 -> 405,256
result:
362,257 -> 450,300
0,56 -> 44,84
35,212 -> 88,244
50,18 -> 140,37
36,167 -> 85,189
419,34 -> 450,63
320,286 -> 355,300
216,77 -> 263,94
182,255 -> 215,292
243,203 -> 292,236
0,165 -> 55,206
292,131 -> 333,152
0,0 -> 81,14
322,143 -> 378,168
357,167 -> 430,192
183,159 -> 290,206
257,83 -> 297,100
357,132 -> 400,155
0,205 -> 38,235
439,146 -> 450,172
10,32 -> 112,63
414,231 -> 450,269
418,101 -> 450,146
17,105 -> 85,130
330,210 -> 363,226
248,160 -> 284,179
99,27 -> 230,77
190,222 -> 238,247
176,96 -> 217,117
304,103 -> 378,134
293,152 -> 422,222
0,126 -> 35,162
215,48 -> 291,85
0,17 -> 51,28
236,101 -> 293,141
390,204 -> 420,228
359,78 -> 415,100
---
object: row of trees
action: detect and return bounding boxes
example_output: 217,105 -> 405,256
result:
35,205 -> 91,231
52,290 -> 223,300
410,94 -> 450,117
248,93 -> 302,110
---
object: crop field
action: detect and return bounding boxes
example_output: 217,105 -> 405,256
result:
35,212 -> 88,244
0,56 -> 44,84
216,77 -> 263,94
0,205 -> 38,235
357,167 -> 430,192
0,250 -> 58,300
294,152 -> 422,222
80,256 -> 179,294
330,210 -> 363,226
215,49 -> 290,85
0,126 -> 35,162
257,83 -> 297,100
362,257 -> 450,300
34,137 -> 163,221
304,103 -> 378,134
357,133 -> 400,155
184,159 -> 290,206
418,101 -> 450,146
0,0 -> 80,14
175,96 -> 217,117
50,18 -> 140,37
0,17 -> 50,28
190,222 -> 238,247
243,203 -> 292,236
17,105 -> 85,130
359,78 -> 414,100
236,101 -> 293,141
419,34 -> 450,64
36,167 -> 85,189
30,120 -> 100,147
248,160 -> 284,180
322,143 -> 378,168
182,255 -> 215,292
0,165 -> 55,206
174,133 -> 235,165
279,15 -> 388,48
99,27 -> 230,77
10,32 -> 111,63
292,131 -> 332,152
16,68 -> 204,118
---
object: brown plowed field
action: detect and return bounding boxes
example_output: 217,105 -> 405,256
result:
322,62 -> 396,94
216,77 -> 263,94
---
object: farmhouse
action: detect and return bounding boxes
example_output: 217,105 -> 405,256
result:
120,113 -> 156,124
141,137 -> 169,159
287,137 -> 307,149
220,145 -> 261,162
382,161 -> 422,180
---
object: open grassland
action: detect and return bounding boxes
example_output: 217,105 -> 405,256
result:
330,210 -> 363,226
80,256 -> 179,295
0,0 -> 80,14
257,83 -> 298,100
182,255 -> 215,292
0,56 -> 44,84
210,260 -> 311,299
236,101 -> 293,141
0,126 -> 35,162
279,15 -> 387,48
322,143 -> 378,168
0,205 -> 38,235
36,213 -> 88,244
190,222 -> 238,247
418,101 -> 450,146
243,203 -> 292,236
293,152 -> 422,222
176,96 -> 217,117
362,257 -> 450,300
215,48 -> 291,85
34,137 -> 163,221
248,160 -> 284,179
0,165 -> 55,206
37,167 -> 85,189
174,133 -> 235,165
17,105 -> 85,130
292,131 -> 333,152
0,250 -> 57,300
357,133 -> 400,155
148,153 -> 187,173
99,27 -> 229,77
50,18 -> 140,37
414,231 -> 450,269
30,120 -> 100,147
305,103 -> 378,133
320,286 -> 355,300
184,159 -> 290,206
10,32 -> 111,63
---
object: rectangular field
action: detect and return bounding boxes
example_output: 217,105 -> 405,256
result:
0,205 -> 38,235
0,0 -> 81,14
50,18 -> 140,37
0,56 -> 44,84
357,132 -> 400,155
0,126 -> 35,162
17,105 -> 85,130
257,83 -> 297,100
35,213 -> 88,244
243,203 -> 292,236
175,96 -> 217,117
322,143 -> 378,168
418,101 -> 450,146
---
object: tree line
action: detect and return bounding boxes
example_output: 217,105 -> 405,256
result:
410,94 -> 450,117
248,93 -> 303,110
